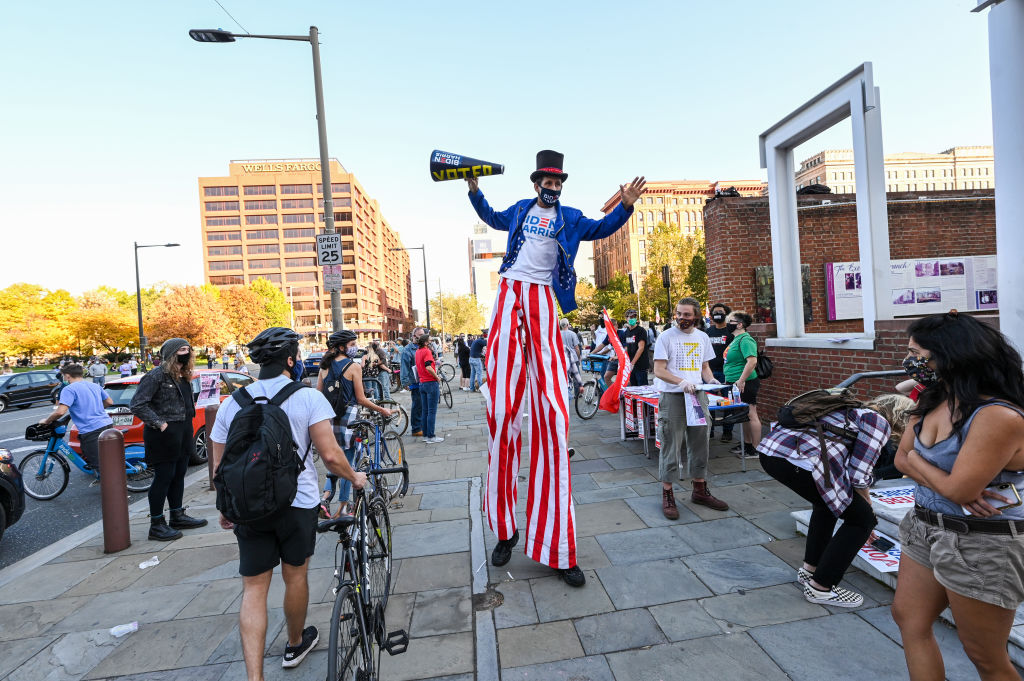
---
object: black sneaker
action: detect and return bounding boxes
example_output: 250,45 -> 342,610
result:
720,433 -> 733,443
559,566 -> 586,587
282,626 -> 319,668
490,529 -> 519,567
568,447 -> 576,459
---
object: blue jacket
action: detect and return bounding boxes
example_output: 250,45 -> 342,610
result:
469,191 -> 633,313
400,343 -> 419,387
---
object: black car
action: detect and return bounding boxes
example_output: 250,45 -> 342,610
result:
0,448 -> 26,542
0,370 -> 62,413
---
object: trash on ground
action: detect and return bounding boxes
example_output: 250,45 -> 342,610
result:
138,556 -> 159,569
109,622 -> 139,637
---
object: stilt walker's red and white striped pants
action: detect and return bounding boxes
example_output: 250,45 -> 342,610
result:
484,278 -> 575,569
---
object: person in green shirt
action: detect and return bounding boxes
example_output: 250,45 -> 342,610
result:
723,311 -> 763,457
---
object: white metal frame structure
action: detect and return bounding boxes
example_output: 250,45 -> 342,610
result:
758,63 -> 891,350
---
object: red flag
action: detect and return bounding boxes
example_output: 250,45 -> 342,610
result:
599,308 -> 632,413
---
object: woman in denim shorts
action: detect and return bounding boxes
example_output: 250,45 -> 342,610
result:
891,312 -> 1024,680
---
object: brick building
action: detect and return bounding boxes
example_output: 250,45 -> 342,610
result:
796,146 -> 995,194
594,180 -> 764,288
703,188 -> 997,418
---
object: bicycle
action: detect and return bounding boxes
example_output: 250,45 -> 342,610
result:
439,378 -> 453,409
575,354 -> 611,420
366,399 -> 408,436
318,451 -> 410,679
437,359 -> 456,383
20,418 -> 153,500
324,412 -> 408,508
363,376 -> 387,402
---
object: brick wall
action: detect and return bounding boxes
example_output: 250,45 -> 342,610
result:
703,189 -> 999,423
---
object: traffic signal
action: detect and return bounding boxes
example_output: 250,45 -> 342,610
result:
628,272 -> 636,294
661,265 -> 671,289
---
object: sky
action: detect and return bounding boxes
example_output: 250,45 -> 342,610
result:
0,1 -> 995,302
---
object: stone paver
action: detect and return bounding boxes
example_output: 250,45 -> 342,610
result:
623,493 -> 702,527
605,634 -> 790,681
530,572 -> 615,622
502,654 -> 616,681
493,579 -> 538,629
391,519 -> 470,559
595,526 -> 694,565
700,583 -> 827,628
684,545 -> 795,595
598,557 -> 712,609
497,620 -> 584,669
673,516 -> 773,553
573,608 -> 667,654
648,599 -> 725,641
393,552 -> 471,593
410,586 -> 473,636
377,631 -> 475,680
574,500 -> 647,537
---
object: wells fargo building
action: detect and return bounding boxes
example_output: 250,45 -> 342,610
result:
199,159 -> 413,340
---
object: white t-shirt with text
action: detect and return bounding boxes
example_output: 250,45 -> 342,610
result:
652,326 -> 715,393
209,374 -> 335,508
503,203 -> 558,286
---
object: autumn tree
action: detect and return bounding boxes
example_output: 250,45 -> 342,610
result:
249,278 -> 290,327
145,285 -> 231,351
430,292 -> 486,337
0,283 -> 77,359
220,286 -> 269,345
73,290 -> 138,356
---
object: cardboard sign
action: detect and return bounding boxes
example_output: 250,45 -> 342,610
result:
868,486 -> 916,509
857,530 -> 901,573
197,373 -> 220,407
685,392 -> 707,427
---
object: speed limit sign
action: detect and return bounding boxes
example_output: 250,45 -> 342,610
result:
316,233 -> 341,266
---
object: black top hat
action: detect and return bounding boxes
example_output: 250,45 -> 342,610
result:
530,150 -> 568,183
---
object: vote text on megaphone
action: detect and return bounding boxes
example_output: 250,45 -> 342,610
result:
430,150 -> 504,182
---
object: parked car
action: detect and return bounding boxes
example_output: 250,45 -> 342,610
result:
0,448 -> 26,542
67,369 -> 254,465
303,352 -> 324,376
0,370 -> 62,413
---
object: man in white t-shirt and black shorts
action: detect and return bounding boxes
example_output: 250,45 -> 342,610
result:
652,297 -> 730,519
209,327 -> 367,676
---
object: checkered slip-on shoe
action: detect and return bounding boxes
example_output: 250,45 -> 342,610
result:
796,567 -> 813,585
803,583 -> 864,608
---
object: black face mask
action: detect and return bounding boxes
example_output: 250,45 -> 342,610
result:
726,322 -> 738,333
177,353 -> 191,365
712,313 -> 726,323
538,186 -> 561,206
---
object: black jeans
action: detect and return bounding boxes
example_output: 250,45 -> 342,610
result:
628,369 -> 648,386
145,421 -> 192,517
149,455 -> 190,517
759,453 -> 876,589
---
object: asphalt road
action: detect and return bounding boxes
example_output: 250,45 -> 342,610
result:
0,402 -> 153,569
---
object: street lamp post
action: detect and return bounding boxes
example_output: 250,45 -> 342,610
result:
189,26 -> 343,332
134,242 -> 179,370
391,245 -> 430,332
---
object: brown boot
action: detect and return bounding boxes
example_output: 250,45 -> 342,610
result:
662,487 -> 680,520
691,480 -> 729,511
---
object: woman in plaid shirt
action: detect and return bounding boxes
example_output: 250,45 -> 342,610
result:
757,404 -> 890,608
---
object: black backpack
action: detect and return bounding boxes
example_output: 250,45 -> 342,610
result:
214,381 -> 310,525
776,388 -> 863,485
755,350 -> 773,379
321,358 -> 353,413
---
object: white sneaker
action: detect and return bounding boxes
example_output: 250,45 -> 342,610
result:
796,567 -> 812,585
802,583 -> 864,608
426,436 -> 445,444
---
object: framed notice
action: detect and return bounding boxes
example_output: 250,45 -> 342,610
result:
825,255 -> 997,320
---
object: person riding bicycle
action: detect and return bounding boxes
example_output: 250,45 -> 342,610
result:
318,330 -> 394,517
38,363 -> 114,471
209,327 -> 369,676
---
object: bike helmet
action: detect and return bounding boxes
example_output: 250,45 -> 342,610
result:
246,327 -> 302,363
328,329 -> 357,348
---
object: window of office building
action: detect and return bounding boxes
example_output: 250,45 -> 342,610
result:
205,201 -> 239,211
281,184 -> 313,194
282,213 -> 315,224
246,214 -> 278,225
318,197 -> 352,208
248,258 -> 280,269
209,260 -> 242,271
204,186 -> 238,197
208,245 -> 242,256
249,273 -> 281,284
247,243 -> 279,255
209,275 -> 244,285
206,216 -> 240,226
246,229 -> 279,240
286,271 -> 318,282
281,198 -> 314,209
293,300 -> 318,311
207,230 -> 241,241
245,199 -> 277,211
285,257 -> 316,268
290,286 -> 317,297
284,242 -> 315,253
283,228 -> 315,238
318,211 -> 352,223
243,185 -> 275,195
317,182 -> 350,194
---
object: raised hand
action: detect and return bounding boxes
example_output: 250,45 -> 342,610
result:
466,176 -> 480,194
619,176 -> 647,207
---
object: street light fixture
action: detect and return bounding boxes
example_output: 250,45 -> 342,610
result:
134,242 -> 179,370
189,25 -> 343,332
391,245 -> 430,332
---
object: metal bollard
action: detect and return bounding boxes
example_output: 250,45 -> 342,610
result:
98,428 -> 131,553
205,403 -> 220,492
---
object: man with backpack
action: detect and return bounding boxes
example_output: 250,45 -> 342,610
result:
209,327 -> 368,676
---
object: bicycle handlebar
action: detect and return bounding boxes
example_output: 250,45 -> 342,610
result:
834,369 -> 906,389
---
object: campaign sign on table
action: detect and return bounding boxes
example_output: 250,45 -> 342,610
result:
868,486 -> 916,510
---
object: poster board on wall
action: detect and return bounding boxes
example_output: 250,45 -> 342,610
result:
754,265 -> 812,325
825,255 -> 998,320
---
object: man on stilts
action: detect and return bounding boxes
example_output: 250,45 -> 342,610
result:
467,150 -> 645,586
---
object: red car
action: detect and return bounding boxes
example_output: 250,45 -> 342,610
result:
68,369 -> 255,465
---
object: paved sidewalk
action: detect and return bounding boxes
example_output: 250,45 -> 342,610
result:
0,386 -> 1002,680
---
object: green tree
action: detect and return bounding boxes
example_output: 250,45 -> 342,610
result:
684,242 -> 708,310
429,292 -> 485,336
639,223 -> 703,320
566,279 -> 601,328
249,278 -> 290,327
594,272 -> 634,322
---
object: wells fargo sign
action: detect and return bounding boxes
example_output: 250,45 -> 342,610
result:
240,162 -> 322,173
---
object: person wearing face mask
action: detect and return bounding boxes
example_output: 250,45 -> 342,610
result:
705,303 -> 735,442
401,327 -> 427,435
623,308 -> 650,386
317,330 -> 394,516
465,150 -> 646,587
652,298 -> 729,518
722,311 -> 763,457
130,338 -> 205,541
895,352 -> 938,403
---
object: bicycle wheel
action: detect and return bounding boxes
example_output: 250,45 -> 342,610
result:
125,463 -> 155,492
363,498 -> 393,610
376,400 -> 408,436
439,362 -> 455,382
390,371 -> 401,392
327,584 -> 373,681
379,431 -> 407,499
20,450 -> 70,500
441,380 -> 453,408
363,377 -> 385,401
575,379 -> 600,420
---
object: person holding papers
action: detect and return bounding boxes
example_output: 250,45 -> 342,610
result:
652,297 -> 728,519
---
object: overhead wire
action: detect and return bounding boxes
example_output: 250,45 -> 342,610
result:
212,0 -> 250,35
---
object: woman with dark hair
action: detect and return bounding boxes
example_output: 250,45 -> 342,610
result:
891,311 -> 1024,680
130,338 -> 206,541
456,335 -> 472,391
723,311 -> 762,457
